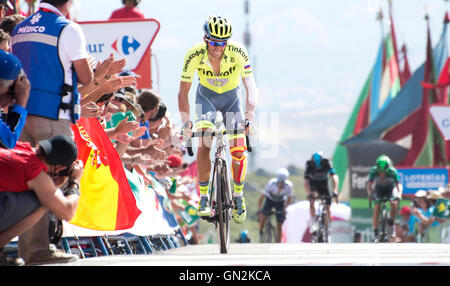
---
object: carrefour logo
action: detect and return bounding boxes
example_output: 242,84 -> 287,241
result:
111,35 -> 141,55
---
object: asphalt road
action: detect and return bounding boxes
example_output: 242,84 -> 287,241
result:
46,242 -> 450,266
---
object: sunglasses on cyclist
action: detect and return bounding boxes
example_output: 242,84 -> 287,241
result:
207,39 -> 227,47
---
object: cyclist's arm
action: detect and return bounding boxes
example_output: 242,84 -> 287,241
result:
304,178 -> 312,197
177,81 -> 192,126
285,195 -> 293,208
241,75 -> 258,122
257,193 -> 266,211
366,180 -> 374,198
330,173 -> 339,194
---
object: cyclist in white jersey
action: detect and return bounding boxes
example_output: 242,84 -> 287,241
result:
257,168 -> 293,243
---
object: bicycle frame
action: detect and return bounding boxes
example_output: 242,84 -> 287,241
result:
312,195 -> 330,243
186,119 -> 248,254
377,197 -> 391,243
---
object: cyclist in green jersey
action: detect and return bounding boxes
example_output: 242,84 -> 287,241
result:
177,15 -> 258,224
366,155 -> 403,241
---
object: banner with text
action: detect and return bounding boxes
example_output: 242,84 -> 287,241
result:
397,167 -> 449,195
78,19 -> 160,89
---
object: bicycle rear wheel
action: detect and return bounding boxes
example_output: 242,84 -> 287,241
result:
215,158 -> 231,254
263,218 -> 274,243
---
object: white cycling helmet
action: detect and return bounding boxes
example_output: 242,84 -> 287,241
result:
275,168 -> 289,182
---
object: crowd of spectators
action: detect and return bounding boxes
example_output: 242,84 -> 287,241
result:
0,0 -> 201,265
395,185 -> 450,243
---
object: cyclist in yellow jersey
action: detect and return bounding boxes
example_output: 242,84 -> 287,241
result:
177,15 -> 258,224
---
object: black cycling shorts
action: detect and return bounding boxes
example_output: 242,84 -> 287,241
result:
261,197 -> 286,223
309,180 -> 332,205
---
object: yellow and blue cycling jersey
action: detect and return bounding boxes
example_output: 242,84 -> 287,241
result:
181,41 -> 253,94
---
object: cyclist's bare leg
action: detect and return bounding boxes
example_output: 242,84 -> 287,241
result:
229,136 -> 247,197
309,198 -> 316,219
389,200 -> 398,220
259,214 -> 268,233
372,203 -> 381,231
325,204 -> 332,228
196,132 -> 213,216
276,221 -> 283,243
197,131 -> 214,187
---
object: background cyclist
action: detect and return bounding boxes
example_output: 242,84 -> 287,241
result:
177,15 -> 259,224
366,154 -> 402,242
257,168 -> 293,243
304,152 -> 339,232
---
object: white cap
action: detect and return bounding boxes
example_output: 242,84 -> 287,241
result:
415,190 -> 427,198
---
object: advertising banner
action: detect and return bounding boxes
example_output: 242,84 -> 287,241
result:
78,19 -> 160,89
346,140 -> 408,199
397,167 -> 449,195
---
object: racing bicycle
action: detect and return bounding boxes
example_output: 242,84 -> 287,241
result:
186,119 -> 252,254
258,209 -> 283,243
369,196 -> 391,243
310,194 -> 335,243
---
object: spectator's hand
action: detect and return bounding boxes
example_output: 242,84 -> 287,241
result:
132,155 -> 153,166
107,58 -> 127,76
69,160 -> 84,182
158,125 -> 172,141
13,74 -> 31,108
86,55 -> 97,71
152,160 -> 171,174
114,133 -> 135,144
149,138 -> 164,147
81,102 -> 102,118
103,102 -> 120,115
132,126 -> 147,139
94,54 -> 114,82
145,144 -> 166,160
115,118 -> 139,135
101,75 -> 137,95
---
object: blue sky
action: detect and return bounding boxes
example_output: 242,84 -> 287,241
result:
72,0 -> 449,171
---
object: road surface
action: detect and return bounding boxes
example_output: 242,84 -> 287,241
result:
45,243 -> 450,266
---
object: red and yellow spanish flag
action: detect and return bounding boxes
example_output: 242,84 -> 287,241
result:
69,117 -> 141,231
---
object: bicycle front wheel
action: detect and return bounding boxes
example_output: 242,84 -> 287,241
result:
215,158 -> 232,254
380,207 -> 389,242
321,209 -> 329,243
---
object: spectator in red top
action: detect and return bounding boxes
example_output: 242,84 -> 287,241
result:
0,135 -> 81,265
109,0 -> 145,20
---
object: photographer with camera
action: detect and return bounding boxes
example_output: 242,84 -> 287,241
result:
0,134 -> 81,265
0,49 -> 30,149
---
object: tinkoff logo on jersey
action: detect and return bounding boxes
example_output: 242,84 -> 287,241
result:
111,35 -> 141,55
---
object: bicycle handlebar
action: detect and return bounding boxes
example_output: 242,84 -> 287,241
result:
186,128 -> 252,156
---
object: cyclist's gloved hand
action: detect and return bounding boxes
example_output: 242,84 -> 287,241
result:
181,120 -> 193,139
244,119 -> 255,135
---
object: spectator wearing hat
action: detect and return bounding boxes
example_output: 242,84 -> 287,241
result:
410,190 -> 434,241
109,0 -> 145,20
397,206 -> 414,242
0,49 -> 30,149
0,135 -> 81,265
